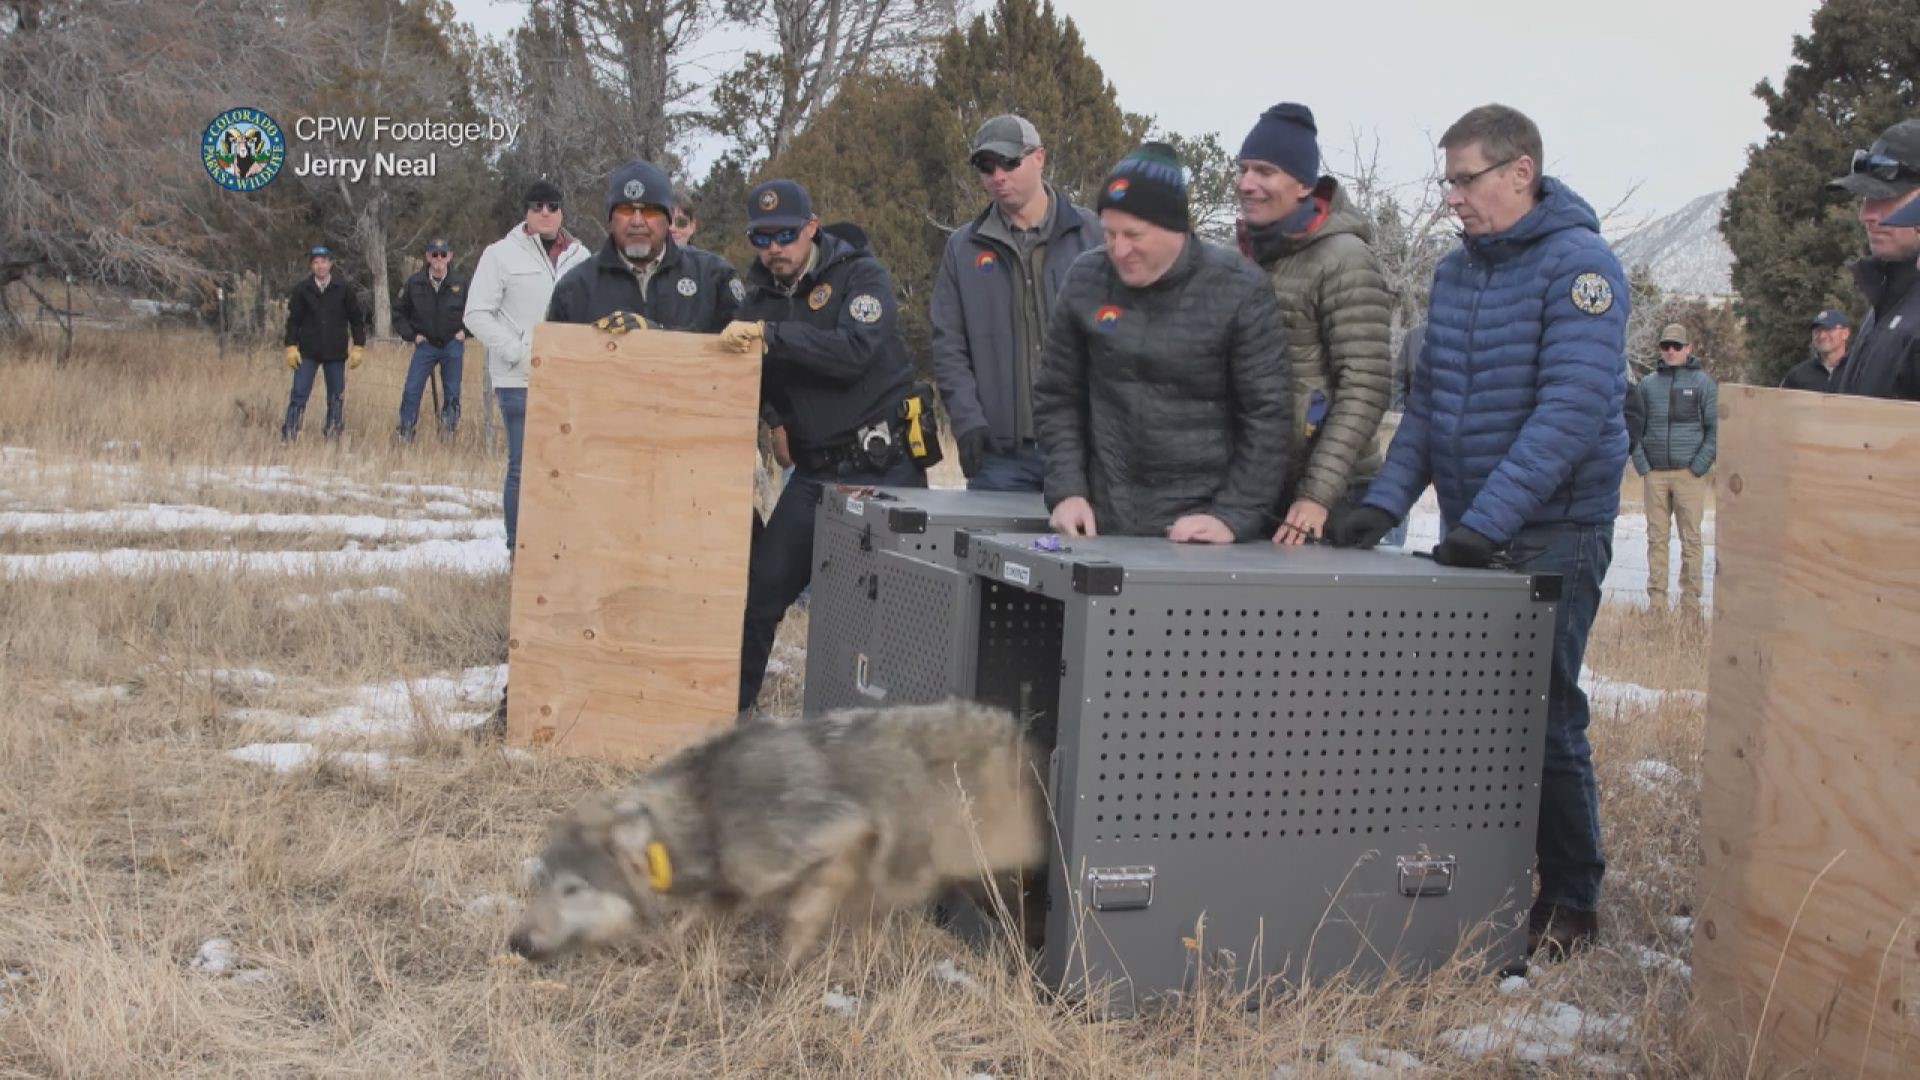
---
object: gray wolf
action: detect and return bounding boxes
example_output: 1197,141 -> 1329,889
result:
508,698 -> 1046,965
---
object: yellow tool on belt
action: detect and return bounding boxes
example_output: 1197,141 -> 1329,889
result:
904,394 -> 930,460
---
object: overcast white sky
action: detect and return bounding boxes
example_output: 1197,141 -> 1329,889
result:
447,0 -> 1821,221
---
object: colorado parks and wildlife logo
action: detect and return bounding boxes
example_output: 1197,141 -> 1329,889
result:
202,108 -> 286,192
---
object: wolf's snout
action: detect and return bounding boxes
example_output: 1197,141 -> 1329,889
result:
507,927 -> 539,959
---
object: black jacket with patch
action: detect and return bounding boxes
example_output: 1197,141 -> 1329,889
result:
1836,258 -> 1920,400
545,236 -> 741,332
283,276 -> 367,362
737,231 -> 915,454
391,267 -> 470,345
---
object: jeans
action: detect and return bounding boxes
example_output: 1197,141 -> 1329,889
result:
967,442 -> 1047,493
1504,521 -> 1612,913
397,339 -> 464,436
282,358 -> 345,439
496,387 -> 527,555
738,455 -> 925,711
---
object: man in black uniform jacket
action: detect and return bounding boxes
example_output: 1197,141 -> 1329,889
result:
719,179 -> 927,714
546,159 -> 742,332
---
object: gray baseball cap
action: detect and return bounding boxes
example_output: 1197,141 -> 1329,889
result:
970,114 -> 1042,161
1828,119 -> 1920,200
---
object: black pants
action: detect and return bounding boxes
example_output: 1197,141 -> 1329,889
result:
737,456 -> 925,711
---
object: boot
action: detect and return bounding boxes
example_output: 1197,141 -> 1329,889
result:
1527,900 -> 1599,958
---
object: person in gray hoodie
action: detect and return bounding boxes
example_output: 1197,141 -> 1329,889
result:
1630,322 -> 1717,612
931,115 -> 1103,491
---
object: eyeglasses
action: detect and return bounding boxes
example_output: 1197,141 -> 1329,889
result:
972,151 -> 1030,175
1439,157 -> 1516,193
426,251 -> 450,259
611,203 -> 668,221
748,227 -> 802,248
1659,342 -> 1687,352
526,201 -> 562,213
1849,149 -> 1920,183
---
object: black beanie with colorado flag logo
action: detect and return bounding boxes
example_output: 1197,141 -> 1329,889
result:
1096,142 -> 1191,233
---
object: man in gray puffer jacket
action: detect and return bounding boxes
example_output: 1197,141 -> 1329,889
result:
1630,322 -> 1717,612
1034,143 -> 1292,542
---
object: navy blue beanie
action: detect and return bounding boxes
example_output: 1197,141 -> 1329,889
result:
1240,103 -> 1320,185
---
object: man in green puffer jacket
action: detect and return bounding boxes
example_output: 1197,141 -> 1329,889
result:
1235,103 -> 1395,545
1630,322 -> 1717,612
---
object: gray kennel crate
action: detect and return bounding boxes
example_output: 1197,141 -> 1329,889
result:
951,530 -> 1556,1010
802,487 -> 1049,717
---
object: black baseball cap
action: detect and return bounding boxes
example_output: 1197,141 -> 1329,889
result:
746,179 -> 813,230
1828,119 -> 1920,200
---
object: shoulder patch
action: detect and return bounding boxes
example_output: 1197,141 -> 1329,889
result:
808,283 -> 832,311
676,276 -> 697,297
848,294 -> 884,324
729,278 -> 745,302
1570,272 -> 1614,316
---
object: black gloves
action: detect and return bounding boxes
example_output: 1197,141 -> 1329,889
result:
1431,525 -> 1497,568
1326,505 -> 1397,549
957,428 -> 994,478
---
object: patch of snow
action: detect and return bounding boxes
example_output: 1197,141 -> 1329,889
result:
1328,1038 -> 1424,1077
226,743 -> 399,774
0,504 -> 499,541
190,938 -> 237,975
1629,759 -> 1687,789
932,958 -> 982,993
822,987 -> 861,1017
0,535 -> 508,581
280,585 -> 406,610
1669,916 -> 1695,938
1580,667 -> 1707,713
420,500 -> 474,517
1497,975 -> 1528,994
1443,1000 -> 1634,1064
1626,943 -> 1691,980
190,668 -> 278,692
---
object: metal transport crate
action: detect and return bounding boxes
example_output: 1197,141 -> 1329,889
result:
802,487 -> 1048,716
951,530 -> 1557,1011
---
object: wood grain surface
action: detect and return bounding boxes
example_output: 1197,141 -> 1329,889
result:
1696,386 -> 1920,1076
505,323 -> 761,760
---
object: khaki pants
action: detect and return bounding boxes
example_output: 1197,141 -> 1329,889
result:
1643,470 -> 1707,608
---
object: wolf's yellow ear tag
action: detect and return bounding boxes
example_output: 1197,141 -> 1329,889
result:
644,842 -> 672,891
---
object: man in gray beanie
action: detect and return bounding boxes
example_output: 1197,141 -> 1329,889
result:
1236,102 -> 1394,547
546,158 -> 741,332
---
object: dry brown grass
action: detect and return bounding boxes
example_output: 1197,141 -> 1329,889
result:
0,332 -> 1737,1076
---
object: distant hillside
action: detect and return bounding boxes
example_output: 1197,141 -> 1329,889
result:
1613,191 -> 1734,299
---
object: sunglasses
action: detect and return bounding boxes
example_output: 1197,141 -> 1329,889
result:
971,151 -> 1031,175
748,227 -> 802,248
1659,342 -> 1687,351
1849,149 -> 1920,183
526,201 -> 562,213
672,216 -> 693,229
426,250 -> 450,258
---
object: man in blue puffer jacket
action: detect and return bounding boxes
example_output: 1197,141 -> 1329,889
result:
1330,105 -> 1628,958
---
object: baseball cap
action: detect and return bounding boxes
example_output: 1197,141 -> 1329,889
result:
1808,308 -> 1851,329
970,114 -> 1042,162
1883,193 -> 1920,228
307,245 -> 332,259
746,179 -> 814,231
1827,119 -> 1920,200
423,238 -> 450,254
1657,323 -> 1689,347
523,179 -> 563,206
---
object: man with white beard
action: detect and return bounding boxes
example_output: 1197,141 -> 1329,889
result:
545,159 -> 741,333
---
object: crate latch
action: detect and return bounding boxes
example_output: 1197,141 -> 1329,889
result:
1396,855 -> 1456,898
1087,866 -> 1156,911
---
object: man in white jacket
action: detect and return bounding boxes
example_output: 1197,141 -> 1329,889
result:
464,179 -> 591,555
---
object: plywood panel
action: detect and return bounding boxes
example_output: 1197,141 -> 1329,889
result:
1696,386 -> 1920,1077
505,324 -> 761,760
